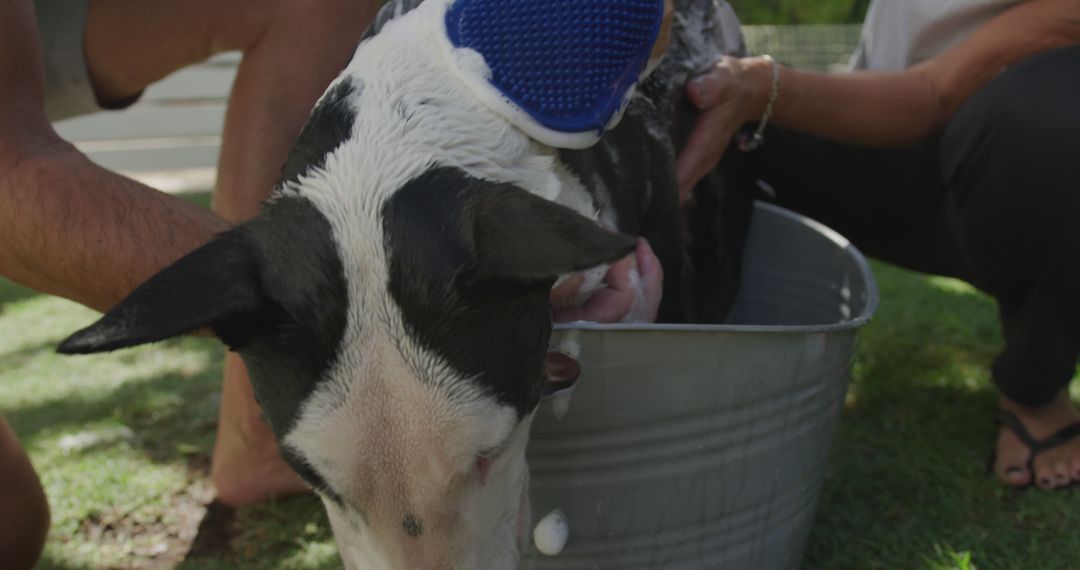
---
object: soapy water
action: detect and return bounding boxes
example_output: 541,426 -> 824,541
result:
533,508 -> 569,556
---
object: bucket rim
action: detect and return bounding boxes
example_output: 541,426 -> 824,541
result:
556,202 -> 881,335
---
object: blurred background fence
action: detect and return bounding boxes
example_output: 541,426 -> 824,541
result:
744,24 -> 862,71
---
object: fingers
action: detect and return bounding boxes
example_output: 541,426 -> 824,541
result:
686,71 -> 718,109
676,58 -> 743,200
551,238 -> 664,324
551,287 -> 632,324
686,56 -> 738,109
549,272 -> 586,306
600,252 -> 636,291
676,112 -> 732,201
635,238 -> 663,322
553,255 -> 637,324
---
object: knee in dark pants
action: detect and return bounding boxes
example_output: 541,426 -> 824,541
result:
938,46 -> 1080,288
939,47 -> 1080,405
940,45 -> 1080,199
993,284 -> 1080,408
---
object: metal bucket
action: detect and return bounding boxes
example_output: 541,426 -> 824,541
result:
523,202 -> 879,569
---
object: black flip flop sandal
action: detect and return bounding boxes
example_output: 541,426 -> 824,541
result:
990,410 -> 1080,489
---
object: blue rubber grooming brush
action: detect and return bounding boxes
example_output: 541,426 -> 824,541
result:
444,0 -> 665,148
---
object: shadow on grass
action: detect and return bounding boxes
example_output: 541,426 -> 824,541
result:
34,554 -> 94,570
804,262 -> 1080,570
178,496 -> 339,570
5,341 -> 223,465
0,277 -> 42,312
4,326 -> 338,568
2,339 -> 74,370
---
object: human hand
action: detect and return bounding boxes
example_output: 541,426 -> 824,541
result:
551,238 -> 663,324
675,55 -> 774,202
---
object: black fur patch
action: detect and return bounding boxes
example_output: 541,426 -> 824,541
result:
382,170 -> 552,416
279,78 -> 360,188
382,167 -> 634,416
234,197 -> 350,501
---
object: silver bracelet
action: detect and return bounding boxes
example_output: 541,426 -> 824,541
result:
738,55 -> 781,152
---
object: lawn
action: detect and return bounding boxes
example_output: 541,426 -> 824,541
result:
1,194 -> 1078,569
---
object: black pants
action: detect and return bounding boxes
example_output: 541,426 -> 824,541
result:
747,46 -> 1080,407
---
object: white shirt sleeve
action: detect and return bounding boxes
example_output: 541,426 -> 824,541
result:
851,0 -> 1027,71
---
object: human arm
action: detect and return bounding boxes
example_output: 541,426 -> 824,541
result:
0,0 -> 229,312
676,0 -> 1080,196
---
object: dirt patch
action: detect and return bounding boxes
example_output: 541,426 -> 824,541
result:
73,461 -> 216,569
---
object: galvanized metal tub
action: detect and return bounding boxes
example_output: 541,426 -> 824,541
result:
523,202 -> 879,569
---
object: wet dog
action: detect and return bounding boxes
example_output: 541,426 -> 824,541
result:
60,0 -> 751,567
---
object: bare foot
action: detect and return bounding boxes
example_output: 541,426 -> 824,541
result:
211,354 -> 309,506
995,389 -> 1080,490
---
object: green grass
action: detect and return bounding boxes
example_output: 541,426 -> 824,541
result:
805,264 -> 1080,570
2,194 -> 1078,569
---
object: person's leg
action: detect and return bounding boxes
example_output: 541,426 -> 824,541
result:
753,46 -> 1080,491
939,45 -> 1080,490
83,0 -> 378,504
750,129 -> 965,281
0,418 -> 49,570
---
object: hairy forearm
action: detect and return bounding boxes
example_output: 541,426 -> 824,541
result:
0,0 -> 229,313
764,0 -> 1080,146
0,141 -> 229,312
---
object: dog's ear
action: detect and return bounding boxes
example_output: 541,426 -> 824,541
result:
384,167 -> 637,288
58,230 -> 275,354
463,183 -> 636,284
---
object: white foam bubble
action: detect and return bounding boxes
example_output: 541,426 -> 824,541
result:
533,508 -> 569,556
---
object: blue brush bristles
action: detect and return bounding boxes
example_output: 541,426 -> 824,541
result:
445,0 -> 665,138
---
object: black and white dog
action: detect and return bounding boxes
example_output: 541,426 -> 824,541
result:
60,0 -> 750,567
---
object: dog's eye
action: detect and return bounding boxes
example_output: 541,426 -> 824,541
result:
475,447 -> 503,484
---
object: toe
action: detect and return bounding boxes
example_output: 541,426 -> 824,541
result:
1003,466 -> 1032,487
995,394 -> 1080,490
995,428 -> 1033,487
1031,454 -> 1054,489
1033,446 -> 1077,490
1053,461 -> 1072,488
1065,440 -> 1080,483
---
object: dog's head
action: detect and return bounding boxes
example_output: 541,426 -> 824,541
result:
61,73 -> 634,570
59,166 -> 631,568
